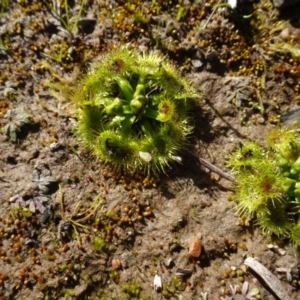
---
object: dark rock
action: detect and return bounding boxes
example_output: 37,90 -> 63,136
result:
77,18 -> 97,35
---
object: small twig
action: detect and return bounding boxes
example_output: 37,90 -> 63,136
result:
0,177 -> 12,184
244,257 -> 291,300
71,224 -> 81,244
59,184 -> 65,219
186,150 -> 235,182
35,97 -> 60,115
70,145 -> 89,168
201,1 -> 224,30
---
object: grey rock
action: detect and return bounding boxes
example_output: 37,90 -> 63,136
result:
191,59 -> 204,69
273,0 -> 300,8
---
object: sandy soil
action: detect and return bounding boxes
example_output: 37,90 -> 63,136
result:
0,0 -> 300,299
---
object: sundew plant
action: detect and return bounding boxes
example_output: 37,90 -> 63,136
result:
228,125 -> 300,246
62,47 -> 199,173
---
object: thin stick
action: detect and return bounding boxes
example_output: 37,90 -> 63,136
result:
186,150 -> 235,182
59,184 -> 65,219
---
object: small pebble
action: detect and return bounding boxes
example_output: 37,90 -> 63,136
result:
188,237 -> 202,258
111,258 -> 121,270
280,27 -> 290,39
257,117 -> 265,124
49,142 -> 62,152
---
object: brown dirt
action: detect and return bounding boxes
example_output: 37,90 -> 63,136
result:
0,0 -> 300,299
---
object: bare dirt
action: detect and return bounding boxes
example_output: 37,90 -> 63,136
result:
0,0 -> 300,299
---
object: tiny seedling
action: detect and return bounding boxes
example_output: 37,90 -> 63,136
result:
1,107 -> 34,142
0,34 -> 9,55
57,185 -> 102,244
41,0 -> 84,35
94,236 -> 105,252
0,0 -> 9,15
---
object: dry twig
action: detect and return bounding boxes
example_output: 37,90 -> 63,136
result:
244,257 -> 291,300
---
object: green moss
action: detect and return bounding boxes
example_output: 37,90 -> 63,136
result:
94,236 -> 105,252
162,276 -> 185,297
0,0 -> 9,14
109,270 -> 120,281
9,207 -> 32,219
133,12 -> 149,24
59,264 -> 67,272
121,281 -> 142,297
63,289 -> 75,299
176,6 -> 188,22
